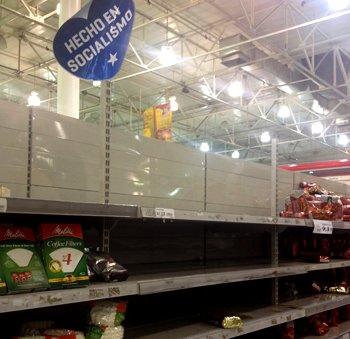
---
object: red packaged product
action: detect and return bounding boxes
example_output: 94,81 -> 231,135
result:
344,215 -> 350,222
341,197 -> 350,205
280,211 -> 294,218
342,305 -> 350,320
329,309 -> 340,327
281,321 -> 294,339
308,314 -> 329,336
343,205 -> 350,215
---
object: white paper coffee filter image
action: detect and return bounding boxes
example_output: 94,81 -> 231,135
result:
49,248 -> 83,273
7,248 -> 33,267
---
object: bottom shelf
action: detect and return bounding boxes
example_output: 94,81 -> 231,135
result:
128,295 -> 350,339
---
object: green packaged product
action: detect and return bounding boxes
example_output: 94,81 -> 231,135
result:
0,225 -> 49,293
0,265 -> 7,295
39,223 -> 89,288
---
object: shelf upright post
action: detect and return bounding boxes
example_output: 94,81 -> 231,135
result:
26,107 -> 33,198
102,218 -> 110,253
271,137 -> 279,305
100,81 -> 112,252
204,153 -> 207,212
99,81 -> 112,205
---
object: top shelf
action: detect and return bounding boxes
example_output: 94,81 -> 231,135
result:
0,198 -> 139,219
1,198 -> 350,229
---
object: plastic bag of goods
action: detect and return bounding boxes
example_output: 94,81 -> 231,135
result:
39,223 -> 89,288
86,301 -> 127,339
281,321 -> 294,339
87,249 -> 128,282
0,225 -> 49,293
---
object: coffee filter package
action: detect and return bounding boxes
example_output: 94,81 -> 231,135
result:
40,223 -> 88,288
0,225 -> 49,293
0,264 -> 7,295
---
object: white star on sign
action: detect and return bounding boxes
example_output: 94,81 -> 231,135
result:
107,53 -> 118,66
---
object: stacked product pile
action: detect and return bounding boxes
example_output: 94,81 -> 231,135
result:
280,267 -> 350,337
86,301 -> 127,339
341,197 -> 350,222
280,232 -> 350,263
280,182 -> 345,220
0,223 -> 128,295
13,301 -> 127,339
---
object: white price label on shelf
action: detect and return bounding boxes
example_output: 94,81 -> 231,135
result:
155,208 -> 175,219
0,198 -> 7,213
313,220 -> 333,234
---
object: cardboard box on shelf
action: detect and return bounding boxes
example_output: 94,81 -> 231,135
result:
0,265 -> 7,295
39,223 -> 89,288
0,225 -> 49,293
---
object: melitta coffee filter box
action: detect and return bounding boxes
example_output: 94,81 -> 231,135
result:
0,265 -> 7,294
40,223 -> 89,288
0,225 -> 49,293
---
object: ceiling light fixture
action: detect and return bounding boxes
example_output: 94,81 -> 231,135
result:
231,150 -> 240,159
328,0 -> 349,11
159,45 -> 177,66
92,80 -> 101,87
312,99 -> 322,114
260,131 -> 271,144
169,96 -> 179,112
227,80 -> 243,98
277,105 -> 291,119
200,142 -> 210,153
27,91 -> 41,107
200,84 -> 212,97
338,134 -> 349,147
280,85 -> 294,95
311,121 -> 324,135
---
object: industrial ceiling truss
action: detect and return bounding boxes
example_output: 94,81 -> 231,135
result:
0,0 -> 349,164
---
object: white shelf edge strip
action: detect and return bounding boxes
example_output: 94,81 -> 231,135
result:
140,207 -> 350,229
0,281 -> 138,313
1,199 -> 350,229
1,261 -> 350,313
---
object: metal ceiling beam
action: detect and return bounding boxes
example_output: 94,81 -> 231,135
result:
0,4 -> 56,31
133,0 -> 204,31
113,7 -> 350,82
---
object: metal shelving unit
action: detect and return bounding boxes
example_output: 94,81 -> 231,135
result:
1,197 -> 350,337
